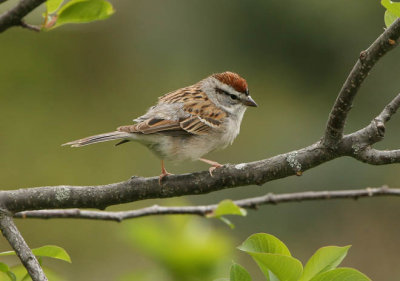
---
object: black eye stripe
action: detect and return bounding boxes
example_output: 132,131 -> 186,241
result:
216,87 -> 229,95
216,87 -> 238,100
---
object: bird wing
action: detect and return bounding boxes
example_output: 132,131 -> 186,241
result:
118,118 -> 182,134
118,87 -> 227,135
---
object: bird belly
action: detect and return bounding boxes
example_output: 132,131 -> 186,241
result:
135,133 -> 230,162
130,110 -> 244,162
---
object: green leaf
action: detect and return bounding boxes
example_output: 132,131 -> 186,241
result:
0,263 -> 16,281
208,200 -> 247,218
299,246 -> 350,281
384,10 -> 398,27
47,0 -> 64,13
53,0 -> 114,28
32,245 -> 71,263
7,271 -> 16,281
0,245 -> 71,263
237,233 -> 291,256
9,264 -> 64,281
238,234 -> 302,281
250,253 -> 303,281
219,216 -> 235,229
207,200 -> 247,229
309,268 -> 371,281
0,263 -> 10,273
382,0 -> 400,17
230,263 -> 252,281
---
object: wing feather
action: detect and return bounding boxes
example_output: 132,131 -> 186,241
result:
122,86 -> 227,136
118,118 -> 181,134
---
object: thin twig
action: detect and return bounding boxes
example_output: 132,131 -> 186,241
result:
20,21 -> 40,32
323,18 -> 400,147
376,93 -> 400,123
0,212 -> 47,281
340,93 -> 400,158
14,186 -> 400,222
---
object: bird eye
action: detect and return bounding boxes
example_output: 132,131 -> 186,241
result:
216,87 -> 238,100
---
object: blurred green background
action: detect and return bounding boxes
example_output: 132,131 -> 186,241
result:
1,0 -> 400,280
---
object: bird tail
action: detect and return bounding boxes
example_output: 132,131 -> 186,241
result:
62,131 -> 132,147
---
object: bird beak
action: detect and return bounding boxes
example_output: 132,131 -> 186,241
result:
242,96 -> 258,107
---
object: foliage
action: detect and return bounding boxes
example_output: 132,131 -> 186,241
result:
120,215 -> 234,281
0,245 -> 70,281
217,233 -> 371,281
43,0 -> 114,29
206,200 -> 247,229
381,0 -> 400,27
229,263 -> 251,281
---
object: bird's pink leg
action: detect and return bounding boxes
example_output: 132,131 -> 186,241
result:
199,158 -> 223,176
159,160 -> 172,184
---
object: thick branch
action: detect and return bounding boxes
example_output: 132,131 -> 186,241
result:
0,142 -> 338,213
0,0 -> 45,33
14,186 -> 400,222
323,18 -> 400,147
0,212 -> 47,281
3,90 -> 399,214
0,88 -> 399,214
0,14 -> 399,217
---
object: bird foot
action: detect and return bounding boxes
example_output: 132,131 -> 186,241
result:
159,160 -> 173,185
158,171 -> 173,185
199,158 -> 223,177
208,163 -> 223,177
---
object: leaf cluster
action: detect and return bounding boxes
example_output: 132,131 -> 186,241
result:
0,245 -> 70,281
219,233 -> 371,281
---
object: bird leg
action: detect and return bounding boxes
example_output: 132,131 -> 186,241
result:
199,158 -> 223,176
159,160 -> 172,184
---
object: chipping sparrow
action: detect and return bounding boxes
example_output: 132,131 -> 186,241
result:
63,71 -> 257,182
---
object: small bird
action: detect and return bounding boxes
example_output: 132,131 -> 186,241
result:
63,71 -> 257,182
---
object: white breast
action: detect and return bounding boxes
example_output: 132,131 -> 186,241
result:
133,104 -> 247,162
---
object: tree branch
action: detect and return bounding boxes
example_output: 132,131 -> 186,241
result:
354,148 -> 400,165
0,142 -> 338,213
13,186 -> 400,222
20,20 -> 40,31
0,211 -> 47,281
1,87 -> 399,214
1,4 -> 398,281
0,3 -> 398,246
376,93 -> 400,124
323,18 -> 400,147
0,0 -> 45,33
340,93 -> 400,157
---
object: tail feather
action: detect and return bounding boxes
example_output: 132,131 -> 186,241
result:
62,131 -> 131,147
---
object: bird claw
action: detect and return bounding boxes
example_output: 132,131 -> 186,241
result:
158,172 -> 173,185
199,158 -> 223,177
208,164 -> 223,177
